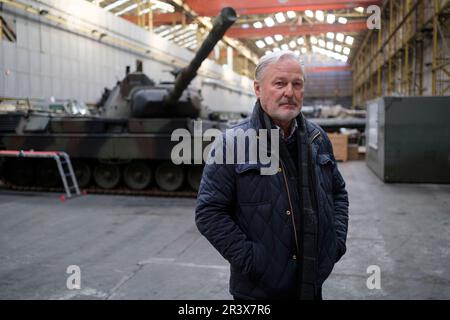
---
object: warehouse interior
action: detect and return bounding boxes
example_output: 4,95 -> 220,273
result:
0,0 -> 449,300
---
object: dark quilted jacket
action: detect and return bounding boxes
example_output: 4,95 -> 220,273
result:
195,103 -> 349,299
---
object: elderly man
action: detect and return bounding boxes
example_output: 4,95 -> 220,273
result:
195,51 -> 349,300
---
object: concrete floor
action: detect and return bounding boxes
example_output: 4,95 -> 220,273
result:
0,161 -> 449,300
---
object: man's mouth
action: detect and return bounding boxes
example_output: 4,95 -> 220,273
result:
279,103 -> 297,108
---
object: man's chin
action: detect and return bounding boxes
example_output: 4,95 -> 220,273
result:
274,110 -> 301,122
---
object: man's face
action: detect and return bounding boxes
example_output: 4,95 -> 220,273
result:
254,57 -> 304,124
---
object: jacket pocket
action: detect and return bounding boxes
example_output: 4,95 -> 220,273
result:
318,153 -> 335,193
238,201 -> 272,239
250,242 -> 269,282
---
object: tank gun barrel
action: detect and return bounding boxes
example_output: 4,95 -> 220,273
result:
165,7 -> 237,105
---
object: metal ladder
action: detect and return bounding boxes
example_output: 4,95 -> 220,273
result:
55,152 -> 81,200
0,150 -> 84,200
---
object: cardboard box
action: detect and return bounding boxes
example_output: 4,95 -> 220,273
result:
358,146 -> 366,160
347,144 -> 359,161
327,133 -> 348,161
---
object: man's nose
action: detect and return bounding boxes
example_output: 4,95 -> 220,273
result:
284,83 -> 294,97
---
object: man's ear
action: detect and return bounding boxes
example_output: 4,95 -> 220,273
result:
254,81 -> 261,98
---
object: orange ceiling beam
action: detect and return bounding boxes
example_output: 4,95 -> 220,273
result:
184,0 -> 382,16
121,12 -> 192,27
305,66 -> 352,73
226,20 -> 367,38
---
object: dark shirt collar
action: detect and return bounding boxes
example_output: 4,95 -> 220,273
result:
274,118 -> 298,141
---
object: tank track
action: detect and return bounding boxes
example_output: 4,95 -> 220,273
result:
0,181 -> 197,198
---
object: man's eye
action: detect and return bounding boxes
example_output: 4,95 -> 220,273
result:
275,82 -> 284,87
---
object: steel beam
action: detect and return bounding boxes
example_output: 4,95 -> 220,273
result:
184,0 -> 382,16
226,21 -> 367,38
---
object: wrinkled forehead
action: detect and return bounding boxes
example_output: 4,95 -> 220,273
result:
264,58 -> 305,80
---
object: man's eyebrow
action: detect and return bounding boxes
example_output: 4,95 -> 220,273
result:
272,77 -> 304,82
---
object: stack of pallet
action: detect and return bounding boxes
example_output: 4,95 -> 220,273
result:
327,133 -> 366,161
327,133 -> 348,161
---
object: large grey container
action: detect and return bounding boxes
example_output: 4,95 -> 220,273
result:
365,96 -> 450,183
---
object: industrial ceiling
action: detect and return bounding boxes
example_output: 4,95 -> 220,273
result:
87,0 -> 383,67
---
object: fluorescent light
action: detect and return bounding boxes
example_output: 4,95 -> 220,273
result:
355,7 -> 364,13
264,17 -> 275,27
343,47 -> 351,55
315,10 -> 324,22
289,40 -> 296,48
115,3 -> 137,16
264,36 -> 274,45
333,52 -> 341,60
326,41 -> 334,50
158,25 -> 182,37
173,30 -> 193,42
336,33 -> 345,42
281,44 -> 289,51
335,44 -> 342,52
297,37 -> 304,45
345,36 -> 354,45
256,40 -> 266,48
241,23 -> 250,29
182,39 -> 197,48
310,36 -> 318,44
301,47 -> 307,54
265,50 -> 272,55
305,10 -> 314,18
253,21 -> 263,28
273,47 -> 281,52
274,34 -> 283,41
318,39 -> 326,47
104,0 -> 129,11
326,14 -> 336,24
174,32 -> 195,43
338,17 -> 347,24
286,11 -> 296,19
326,32 -> 335,39
275,12 -> 286,23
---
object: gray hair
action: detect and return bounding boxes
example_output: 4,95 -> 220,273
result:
254,50 -> 306,81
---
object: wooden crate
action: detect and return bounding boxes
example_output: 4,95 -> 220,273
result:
327,133 -> 348,162
347,144 -> 359,161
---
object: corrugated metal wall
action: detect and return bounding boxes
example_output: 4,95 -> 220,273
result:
0,0 -> 255,113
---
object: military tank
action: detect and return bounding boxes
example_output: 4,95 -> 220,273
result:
0,7 -> 237,194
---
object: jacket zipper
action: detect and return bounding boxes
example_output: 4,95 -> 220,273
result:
279,130 -> 322,259
280,161 -> 300,256
309,130 -> 321,269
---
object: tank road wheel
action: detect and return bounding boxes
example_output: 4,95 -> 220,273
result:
73,161 -> 91,188
187,166 -> 203,192
93,164 -> 121,189
36,159 -> 60,188
123,161 -> 152,190
155,162 -> 184,192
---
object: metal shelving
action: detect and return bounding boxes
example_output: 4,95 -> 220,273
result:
352,0 -> 450,106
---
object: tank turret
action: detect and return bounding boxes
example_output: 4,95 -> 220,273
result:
0,7 -> 238,193
102,7 -> 237,119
